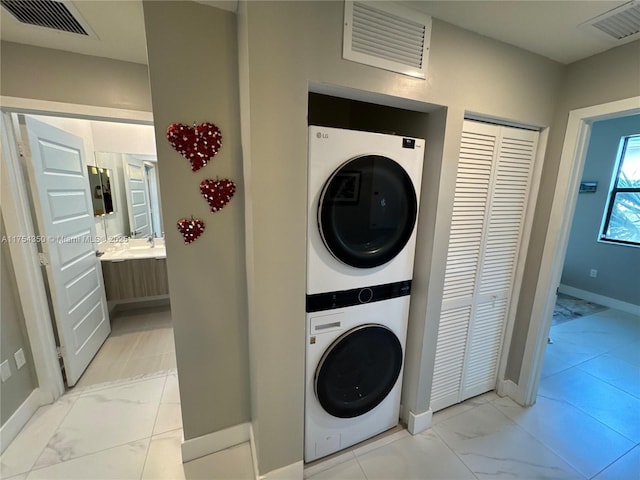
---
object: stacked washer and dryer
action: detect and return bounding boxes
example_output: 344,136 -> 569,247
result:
305,126 -> 425,462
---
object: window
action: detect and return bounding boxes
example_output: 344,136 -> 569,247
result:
600,135 -> 640,246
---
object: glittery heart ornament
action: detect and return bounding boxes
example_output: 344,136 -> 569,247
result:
177,217 -> 206,244
166,122 -> 222,172
200,179 -> 236,213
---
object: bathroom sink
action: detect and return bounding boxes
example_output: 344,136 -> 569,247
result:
100,245 -> 166,260
122,246 -> 166,258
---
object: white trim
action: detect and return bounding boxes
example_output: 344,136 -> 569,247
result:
250,422 -> 302,479
0,96 -> 153,124
496,379 -> 521,404
518,96 -> 640,407
558,284 -> 640,316
465,111 -> 543,131
0,388 -> 42,454
1,113 -> 64,402
249,423 -> 259,480
181,422 -> 251,463
259,460 -> 303,480
407,408 -> 432,435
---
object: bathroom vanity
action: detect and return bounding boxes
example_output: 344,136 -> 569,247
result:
100,240 -> 168,301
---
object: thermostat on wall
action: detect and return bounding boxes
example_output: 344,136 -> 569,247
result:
579,181 -> 598,193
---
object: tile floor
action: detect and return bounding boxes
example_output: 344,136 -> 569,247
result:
1,306 -> 638,479
74,304 -> 177,389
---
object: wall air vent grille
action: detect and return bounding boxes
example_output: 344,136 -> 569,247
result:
343,1 -> 431,79
1,0 -> 88,35
587,1 -> 640,40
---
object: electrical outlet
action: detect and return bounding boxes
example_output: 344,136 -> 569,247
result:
0,360 -> 11,382
14,349 -> 26,369
590,269 -> 598,278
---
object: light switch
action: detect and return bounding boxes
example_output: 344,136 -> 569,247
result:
14,349 -> 26,369
0,360 -> 11,382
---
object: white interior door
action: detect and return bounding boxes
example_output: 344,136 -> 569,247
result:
145,162 -> 163,237
22,116 -> 111,387
123,155 -> 151,238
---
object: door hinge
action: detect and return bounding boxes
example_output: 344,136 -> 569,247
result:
38,252 -> 49,266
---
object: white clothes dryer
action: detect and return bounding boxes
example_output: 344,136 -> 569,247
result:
307,126 -> 425,295
304,295 -> 409,463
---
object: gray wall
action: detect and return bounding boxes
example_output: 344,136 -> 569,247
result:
561,115 -> 640,305
1,214 -> 38,426
239,1 -> 563,473
5,2 -> 638,475
142,1 -> 250,440
507,40 -> 640,381
0,42 -> 151,112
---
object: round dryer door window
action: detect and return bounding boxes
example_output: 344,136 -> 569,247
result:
315,325 -> 402,418
318,155 -> 417,268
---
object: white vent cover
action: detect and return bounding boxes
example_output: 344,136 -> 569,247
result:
585,0 -> 640,40
1,0 -> 95,37
343,1 -> 431,79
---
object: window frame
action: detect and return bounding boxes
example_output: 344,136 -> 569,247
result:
599,134 -> 640,247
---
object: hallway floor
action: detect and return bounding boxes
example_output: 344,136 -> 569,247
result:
74,304 -> 176,389
1,307 -> 638,479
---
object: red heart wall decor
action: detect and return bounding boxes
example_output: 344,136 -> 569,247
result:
177,217 -> 206,244
200,179 -> 236,213
166,122 -> 222,172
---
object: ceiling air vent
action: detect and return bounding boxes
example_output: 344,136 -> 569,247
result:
343,1 -> 432,79
585,0 -> 640,40
1,0 -> 89,35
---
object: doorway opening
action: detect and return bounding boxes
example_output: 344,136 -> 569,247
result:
2,104 -> 176,396
518,96 -> 640,408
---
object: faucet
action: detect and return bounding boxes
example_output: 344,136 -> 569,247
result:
147,235 -> 155,248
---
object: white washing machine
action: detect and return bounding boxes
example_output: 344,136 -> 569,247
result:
307,126 -> 425,295
304,126 -> 425,463
304,295 -> 409,463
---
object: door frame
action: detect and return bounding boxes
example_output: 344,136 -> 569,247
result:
516,96 -> 640,406
0,96 -> 153,404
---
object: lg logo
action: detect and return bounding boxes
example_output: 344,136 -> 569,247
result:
316,132 -> 329,139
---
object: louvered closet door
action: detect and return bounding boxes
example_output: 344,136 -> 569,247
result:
430,121 -> 538,412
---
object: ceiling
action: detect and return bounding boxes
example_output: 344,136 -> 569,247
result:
0,0 -> 636,65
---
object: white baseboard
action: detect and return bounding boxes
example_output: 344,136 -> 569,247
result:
259,460 -> 303,480
250,424 -> 259,480
558,285 -> 640,316
497,379 -> 524,405
0,388 -> 42,454
249,424 -> 303,480
407,409 -> 432,435
181,422 -> 251,463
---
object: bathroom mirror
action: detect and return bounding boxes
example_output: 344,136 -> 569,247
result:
94,152 -> 163,240
87,166 -> 115,216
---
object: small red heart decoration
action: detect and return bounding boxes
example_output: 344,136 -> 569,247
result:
177,217 -> 206,244
166,122 -> 222,172
200,179 -> 236,213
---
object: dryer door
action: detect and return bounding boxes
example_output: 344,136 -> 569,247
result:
315,324 -> 402,418
318,155 -> 417,268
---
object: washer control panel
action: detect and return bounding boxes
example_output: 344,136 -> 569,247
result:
306,280 -> 411,313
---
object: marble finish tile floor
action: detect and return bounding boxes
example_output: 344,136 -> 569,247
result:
2,306 -> 638,479
74,305 -> 177,389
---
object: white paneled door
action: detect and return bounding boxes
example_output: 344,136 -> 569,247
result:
431,120 -> 539,411
23,116 -> 110,387
123,155 -> 151,238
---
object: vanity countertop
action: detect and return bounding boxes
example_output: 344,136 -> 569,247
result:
99,239 -> 166,261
